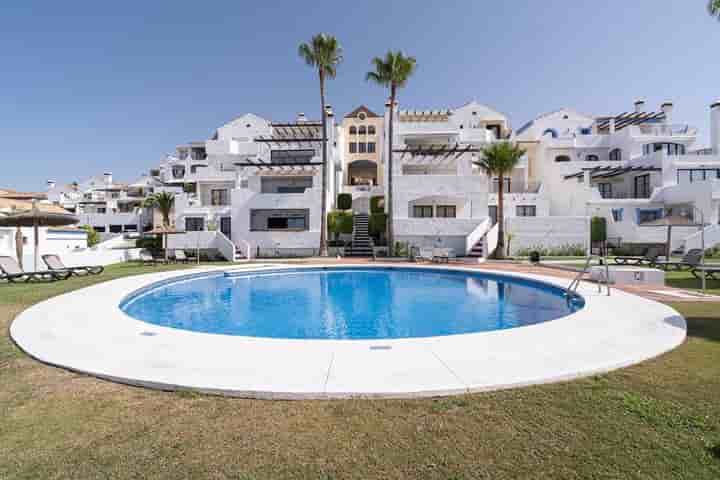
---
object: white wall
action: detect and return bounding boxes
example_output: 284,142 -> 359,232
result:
505,217 -> 589,255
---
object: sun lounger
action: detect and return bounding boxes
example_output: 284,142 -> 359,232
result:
432,248 -> 453,263
691,265 -> 720,281
139,250 -> 167,266
42,254 -> 103,276
0,256 -> 70,283
652,249 -> 703,271
614,247 -> 661,266
173,250 -> 190,263
415,247 -> 434,262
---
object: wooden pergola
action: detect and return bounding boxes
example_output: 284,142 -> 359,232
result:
563,165 -> 661,180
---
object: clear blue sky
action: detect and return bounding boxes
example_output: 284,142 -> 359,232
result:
3,0 -> 720,190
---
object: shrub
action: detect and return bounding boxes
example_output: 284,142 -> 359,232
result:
79,225 -> 100,247
370,196 -> 385,214
369,213 -> 387,238
337,193 -> 352,211
591,216 -> 607,243
327,211 -> 353,236
137,236 -> 162,252
515,243 -> 586,257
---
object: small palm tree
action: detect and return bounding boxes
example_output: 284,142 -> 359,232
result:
144,191 -> 175,228
709,0 -> 720,19
298,34 -> 343,257
366,51 -> 417,254
474,142 -> 526,259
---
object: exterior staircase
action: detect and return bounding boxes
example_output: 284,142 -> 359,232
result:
234,246 -> 246,261
467,237 -> 485,258
345,213 -> 374,257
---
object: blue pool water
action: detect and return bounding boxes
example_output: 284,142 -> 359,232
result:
120,268 -> 584,340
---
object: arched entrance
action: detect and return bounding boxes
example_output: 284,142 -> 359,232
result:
347,160 -> 378,186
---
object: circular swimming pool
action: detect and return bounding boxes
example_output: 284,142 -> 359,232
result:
120,267 -> 584,340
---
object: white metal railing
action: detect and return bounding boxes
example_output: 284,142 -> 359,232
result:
465,218 -> 491,256
490,182 -> 541,194
635,124 -> 697,137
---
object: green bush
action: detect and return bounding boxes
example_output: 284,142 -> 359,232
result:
370,196 -> 385,214
337,193 -> 352,211
79,225 -> 100,247
137,236 -> 162,252
327,211 -> 353,235
515,243 -> 586,257
369,213 -> 387,237
591,217 -> 607,243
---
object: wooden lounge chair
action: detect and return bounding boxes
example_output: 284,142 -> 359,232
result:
0,256 -> 70,283
614,247 -> 661,266
139,249 -> 166,266
42,254 -> 104,276
691,265 -> 720,281
652,249 -> 703,271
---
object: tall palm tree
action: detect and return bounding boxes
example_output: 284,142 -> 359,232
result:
366,51 -> 417,254
709,0 -> 720,19
144,191 -> 175,228
298,34 -> 343,257
474,142 -> 526,259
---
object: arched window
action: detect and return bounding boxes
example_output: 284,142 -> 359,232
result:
367,125 -> 376,135
609,149 -> 622,161
586,154 -> 599,162
349,126 -> 357,135
555,155 -> 571,162
543,128 -> 558,138
358,125 -> 367,135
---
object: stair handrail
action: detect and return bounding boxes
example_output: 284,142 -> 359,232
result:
465,218 -> 491,256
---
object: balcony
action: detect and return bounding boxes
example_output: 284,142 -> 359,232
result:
397,121 -> 458,137
634,124 -> 697,137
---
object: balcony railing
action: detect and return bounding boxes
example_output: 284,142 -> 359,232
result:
490,182 -> 541,194
635,124 -> 697,137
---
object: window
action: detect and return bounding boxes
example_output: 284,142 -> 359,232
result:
368,125 -> 376,135
172,165 -> 186,179
413,205 -> 434,218
94,226 -> 105,233
436,205 -> 456,218
185,217 -> 205,231
634,174 -> 651,199
579,127 -> 592,135
586,154 -> 599,162
358,142 -> 367,153
489,206 -> 498,225
210,189 -> 229,206
358,125 -> 367,135
367,142 -> 376,153
250,209 -> 309,231
677,168 -> 720,184
636,208 -> 663,225
349,143 -> 357,153
642,143 -> 686,156
543,129 -> 558,138
358,112 -> 366,120
109,225 -> 122,233
555,155 -> 571,162
271,149 -> 314,164
611,208 -> 624,222
516,205 -> 536,217
609,148 -> 622,161
124,224 -> 137,232
597,183 -> 612,199
349,126 -> 357,135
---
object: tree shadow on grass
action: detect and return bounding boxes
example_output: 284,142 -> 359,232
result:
685,317 -> 720,343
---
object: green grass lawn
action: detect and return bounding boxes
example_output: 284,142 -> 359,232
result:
2,264 -> 720,479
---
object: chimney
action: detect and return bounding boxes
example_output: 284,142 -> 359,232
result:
634,99 -> 646,113
609,118 -> 616,133
661,102 -> 673,124
324,105 -> 334,118
296,113 -> 307,123
711,100 -> 720,155
46,180 -> 56,189
104,172 -> 113,186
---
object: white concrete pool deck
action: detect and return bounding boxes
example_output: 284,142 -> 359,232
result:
10,264 -> 686,399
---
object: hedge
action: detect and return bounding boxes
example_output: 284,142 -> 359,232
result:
369,213 -> 387,237
328,211 -> 354,235
370,196 -> 385,214
337,193 -> 352,211
590,216 -> 607,243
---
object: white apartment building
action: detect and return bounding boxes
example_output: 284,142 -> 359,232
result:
157,110 -> 339,257
381,100 -> 513,256
47,173 -> 156,236
515,99 -> 720,254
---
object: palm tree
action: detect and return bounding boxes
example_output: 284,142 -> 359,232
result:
298,34 -> 343,257
474,142 -> 526,259
709,0 -> 720,19
366,51 -> 417,254
144,191 -> 174,228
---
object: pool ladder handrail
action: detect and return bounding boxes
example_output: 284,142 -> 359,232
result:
567,254 -> 611,298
